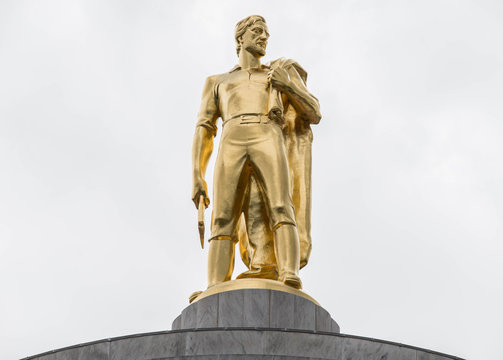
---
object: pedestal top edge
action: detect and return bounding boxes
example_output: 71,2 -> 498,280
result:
191,278 -> 320,305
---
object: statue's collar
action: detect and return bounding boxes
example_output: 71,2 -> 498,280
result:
229,64 -> 271,73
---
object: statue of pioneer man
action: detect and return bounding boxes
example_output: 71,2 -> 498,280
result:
192,15 -> 321,291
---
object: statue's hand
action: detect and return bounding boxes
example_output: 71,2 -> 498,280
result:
192,176 -> 210,209
268,67 -> 292,92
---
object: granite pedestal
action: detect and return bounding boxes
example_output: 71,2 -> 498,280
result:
172,285 -> 340,333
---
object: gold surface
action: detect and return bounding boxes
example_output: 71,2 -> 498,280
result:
191,15 -> 321,291
191,278 -> 320,306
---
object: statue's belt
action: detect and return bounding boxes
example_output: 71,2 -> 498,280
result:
223,113 -> 270,126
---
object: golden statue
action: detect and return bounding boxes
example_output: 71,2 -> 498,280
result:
191,15 -> 321,296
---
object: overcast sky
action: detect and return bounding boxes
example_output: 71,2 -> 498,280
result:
1,1 -> 502,359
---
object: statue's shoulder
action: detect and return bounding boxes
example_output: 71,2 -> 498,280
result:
203,73 -> 222,85
204,68 -> 236,86
269,58 -> 308,83
201,72 -> 228,93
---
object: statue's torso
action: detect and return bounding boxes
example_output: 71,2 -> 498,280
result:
216,68 -> 270,120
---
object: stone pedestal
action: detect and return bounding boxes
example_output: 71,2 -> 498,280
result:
23,283 -> 464,360
172,280 -> 340,333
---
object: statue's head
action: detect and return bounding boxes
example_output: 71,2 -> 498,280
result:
234,15 -> 269,58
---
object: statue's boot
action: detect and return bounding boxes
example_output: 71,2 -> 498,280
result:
207,239 -> 235,288
274,224 -> 302,289
188,290 -> 202,303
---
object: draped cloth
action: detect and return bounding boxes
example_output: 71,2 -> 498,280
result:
235,58 -> 317,279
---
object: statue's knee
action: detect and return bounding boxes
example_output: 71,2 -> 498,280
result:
270,206 -> 296,229
272,221 -> 296,232
213,217 -> 231,229
271,205 -> 290,217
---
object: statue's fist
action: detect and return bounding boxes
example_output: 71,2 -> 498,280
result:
192,176 -> 210,209
267,67 -> 291,91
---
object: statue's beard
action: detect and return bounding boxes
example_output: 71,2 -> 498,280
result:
245,44 -> 266,57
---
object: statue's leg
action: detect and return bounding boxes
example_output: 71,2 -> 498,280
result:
274,223 -> 301,289
207,239 -> 235,288
207,123 -> 249,287
247,122 -> 301,288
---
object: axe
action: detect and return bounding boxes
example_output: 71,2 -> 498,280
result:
198,194 -> 205,249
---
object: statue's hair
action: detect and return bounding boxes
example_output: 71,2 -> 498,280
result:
234,15 -> 266,57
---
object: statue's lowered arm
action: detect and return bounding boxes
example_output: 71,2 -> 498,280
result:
191,127 -> 213,207
191,76 -> 219,209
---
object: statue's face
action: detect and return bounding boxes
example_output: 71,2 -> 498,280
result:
240,21 -> 269,57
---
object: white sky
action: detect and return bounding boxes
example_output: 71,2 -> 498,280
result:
1,1 -> 502,359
